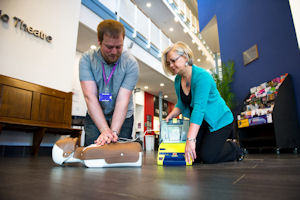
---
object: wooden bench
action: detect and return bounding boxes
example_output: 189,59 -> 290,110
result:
0,74 -> 81,156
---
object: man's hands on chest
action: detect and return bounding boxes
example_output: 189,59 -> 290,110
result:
95,128 -> 118,146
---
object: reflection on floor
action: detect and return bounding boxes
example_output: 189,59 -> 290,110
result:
0,151 -> 300,200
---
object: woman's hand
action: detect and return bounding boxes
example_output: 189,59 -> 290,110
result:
94,128 -> 114,146
165,114 -> 172,122
185,140 -> 197,163
165,107 -> 181,122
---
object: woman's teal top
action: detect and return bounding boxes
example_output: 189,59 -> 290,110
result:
174,65 -> 233,132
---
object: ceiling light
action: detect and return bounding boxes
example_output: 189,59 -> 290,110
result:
90,45 -> 97,50
197,58 -> 201,62
146,2 -> 151,8
164,95 -> 168,98
174,17 -> 179,22
169,27 -> 174,32
160,83 -> 165,87
183,28 -> 188,33
144,86 -> 149,90
198,46 -> 201,51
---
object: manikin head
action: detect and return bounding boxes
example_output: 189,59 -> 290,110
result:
52,137 -> 79,165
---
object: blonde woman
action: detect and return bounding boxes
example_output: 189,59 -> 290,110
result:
162,41 -> 244,164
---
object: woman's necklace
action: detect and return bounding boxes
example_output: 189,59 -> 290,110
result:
182,66 -> 192,88
186,81 -> 190,87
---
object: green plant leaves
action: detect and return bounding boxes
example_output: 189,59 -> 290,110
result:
212,60 -> 236,110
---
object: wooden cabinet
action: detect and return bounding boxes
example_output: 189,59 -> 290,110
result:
0,75 -> 81,155
0,75 -> 72,127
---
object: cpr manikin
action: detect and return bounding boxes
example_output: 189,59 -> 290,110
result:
52,137 -> 143,167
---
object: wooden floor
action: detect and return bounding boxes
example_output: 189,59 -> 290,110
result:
1,152 -> 300,200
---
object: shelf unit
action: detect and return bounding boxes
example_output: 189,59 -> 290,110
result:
237,74 -> 300,154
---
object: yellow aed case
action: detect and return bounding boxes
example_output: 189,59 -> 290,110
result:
157,119 -> 192,166
157,143 -> 192,165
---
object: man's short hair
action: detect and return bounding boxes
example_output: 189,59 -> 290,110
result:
97,19 -> 125,43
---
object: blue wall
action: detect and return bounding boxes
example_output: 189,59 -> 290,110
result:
198,0 -> 300,118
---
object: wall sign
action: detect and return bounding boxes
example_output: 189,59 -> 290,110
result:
0,10 -> 53,43
243,44 -> 259,66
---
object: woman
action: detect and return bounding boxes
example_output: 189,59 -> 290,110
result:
162,41 -> 243,164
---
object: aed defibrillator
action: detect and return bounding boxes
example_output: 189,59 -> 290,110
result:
157,118 -> 192,166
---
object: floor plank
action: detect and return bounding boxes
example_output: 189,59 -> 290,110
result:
0,152 -> 300,200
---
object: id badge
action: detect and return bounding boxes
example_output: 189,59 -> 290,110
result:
99,93 -> 112,102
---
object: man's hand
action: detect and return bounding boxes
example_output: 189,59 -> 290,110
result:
94,128 -> 115,146
111,131 -> 118,142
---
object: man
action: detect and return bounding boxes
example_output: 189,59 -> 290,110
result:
79,19 -> 139,146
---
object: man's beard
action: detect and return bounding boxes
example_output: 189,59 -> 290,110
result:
104,54 -> 120,64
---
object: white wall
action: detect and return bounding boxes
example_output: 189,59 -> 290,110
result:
72,51 -> 87,116
0,0 -> 81,92
98,0 -> 118,14
135,90 -> 145,106
79,4 -> 102,31
289,0 -> 300,49
134,90 -> 145,139
0,0 -> 81,147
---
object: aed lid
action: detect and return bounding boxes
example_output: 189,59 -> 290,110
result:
159,119 -> 189,143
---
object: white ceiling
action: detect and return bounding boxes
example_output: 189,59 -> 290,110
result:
200,15 -> 220,53
134,0 -> 212,67
76,0 -> 220,104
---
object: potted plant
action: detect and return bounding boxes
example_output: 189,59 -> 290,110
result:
212,60 -> 236,110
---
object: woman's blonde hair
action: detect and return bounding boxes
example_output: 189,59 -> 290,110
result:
161,41 -> 194,76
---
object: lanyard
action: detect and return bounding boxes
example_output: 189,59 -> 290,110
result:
101,62 -> 118,86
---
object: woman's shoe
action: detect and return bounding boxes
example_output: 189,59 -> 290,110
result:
227,139 -> 246,161
237,148 -> 247,161
227,138 -> 240,146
